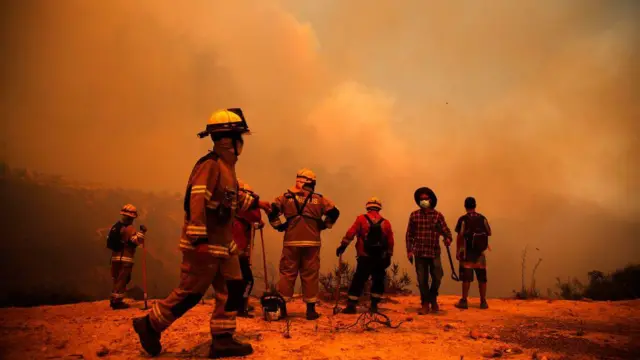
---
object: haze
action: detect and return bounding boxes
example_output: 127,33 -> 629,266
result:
1,0 -> 638,297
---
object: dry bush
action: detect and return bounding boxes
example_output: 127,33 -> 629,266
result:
319,260 -> 412,302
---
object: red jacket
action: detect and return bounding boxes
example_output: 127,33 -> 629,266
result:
341,210 -> 395,257
232,207 -> 263,257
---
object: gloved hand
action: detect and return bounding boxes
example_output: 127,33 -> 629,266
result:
258,200 -> 272,212
383,255 -> 392,269
444,237 -> 452,247
408,252 -> 414,265
254,222 -> 265,230
336,244 -> 348,257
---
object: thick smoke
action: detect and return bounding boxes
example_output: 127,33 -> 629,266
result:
1,0 -> 638,296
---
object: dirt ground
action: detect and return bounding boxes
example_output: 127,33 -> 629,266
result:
0,295 -> 639,360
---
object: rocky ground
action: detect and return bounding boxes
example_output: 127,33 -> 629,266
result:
0,295 -> 639,360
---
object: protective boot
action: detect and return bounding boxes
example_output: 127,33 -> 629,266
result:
369,298 -> 380,313
341,300 -> 357,314
208,334 -> 253,358
306,302 -> 320,320
132,315 -> 162,357
110,300 -> 130,310
236,298 -> 254,318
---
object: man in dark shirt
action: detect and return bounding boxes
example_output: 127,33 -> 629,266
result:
406,187 -> 453,314
454,197 -> 492,310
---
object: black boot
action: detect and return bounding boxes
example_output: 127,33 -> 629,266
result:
306,302 -> 320,320
209,334 -> 253,358
341,300 -> 357,314
237,298 -> 254,318
369,298 -> 380,313
132,315 -> 162,357
111,300 -> 130,310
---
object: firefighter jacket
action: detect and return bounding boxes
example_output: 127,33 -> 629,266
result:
178,150 -> 259,258
232,206 -> 262,257
111,224 -> 145,264
341,210 -> 395,257
268,187 -> 339,247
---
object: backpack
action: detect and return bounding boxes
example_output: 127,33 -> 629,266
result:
464,214 -> 489,258
106,221 -> 125,252
364,215 -> 388,258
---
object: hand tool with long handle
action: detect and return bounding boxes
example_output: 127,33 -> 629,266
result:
445,245 -> 460,282
139,225 -> 149,309
333,254 -> 343,315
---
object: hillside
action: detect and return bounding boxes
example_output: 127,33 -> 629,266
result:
0,295 -> 639,360
0,164 -> 185,306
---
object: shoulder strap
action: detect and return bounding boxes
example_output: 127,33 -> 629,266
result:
364,214 -> 384,225
286,190 -> 314,217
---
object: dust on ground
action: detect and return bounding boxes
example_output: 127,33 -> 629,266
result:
1,295 -> 638,360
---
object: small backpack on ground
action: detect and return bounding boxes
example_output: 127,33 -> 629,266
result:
464,215 -> 489,258
106,221 -> 125,252
364,215 -> 388,258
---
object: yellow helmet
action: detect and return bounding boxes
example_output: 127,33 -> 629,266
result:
197,108 -> 251,138
366,197 -> 382,211
296,168 -> 316,184
238,179 -> 254,194
120,204 -> 138,218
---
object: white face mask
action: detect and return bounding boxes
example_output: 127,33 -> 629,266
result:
419,199 -> 431,209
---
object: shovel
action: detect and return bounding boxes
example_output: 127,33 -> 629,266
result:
445,245 -> 460,282
332,255 -> 343,315
139,225 -> 149,310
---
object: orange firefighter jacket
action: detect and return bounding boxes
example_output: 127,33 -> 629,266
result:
178,151 -> 259,258
111,224 -> 145,264
269,188 -> 339,247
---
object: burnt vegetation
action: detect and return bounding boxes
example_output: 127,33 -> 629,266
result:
555,264 -> 640,301
318,261 -> 412,302
0,163 -> 183,307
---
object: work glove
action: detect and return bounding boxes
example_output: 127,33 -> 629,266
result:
253,222 -> 264,230
336,244 -> 348,257
258,200 -> 272,212
383,255 -> 392,269
408,252 -> 414,265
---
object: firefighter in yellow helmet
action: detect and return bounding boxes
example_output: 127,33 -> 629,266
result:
268,168 -> 340,320
106,204 -> 146,309
133,108 -> 271,358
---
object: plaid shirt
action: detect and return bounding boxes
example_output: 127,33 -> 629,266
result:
405,208 -> 453,258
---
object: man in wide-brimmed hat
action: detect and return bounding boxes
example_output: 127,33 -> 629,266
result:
406,187 -> 453,314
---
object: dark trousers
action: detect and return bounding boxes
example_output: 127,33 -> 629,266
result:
239,256 -> 254,299
415,256 -> 444,305
347,256 -> 386,302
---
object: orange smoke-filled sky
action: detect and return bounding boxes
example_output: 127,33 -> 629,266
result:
1,0 -> 639,295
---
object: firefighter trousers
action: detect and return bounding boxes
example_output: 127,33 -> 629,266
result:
111,260 -> 133,303
347,256 -> 386,302
278,246 -> 320,303
147,251 -> 243,337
